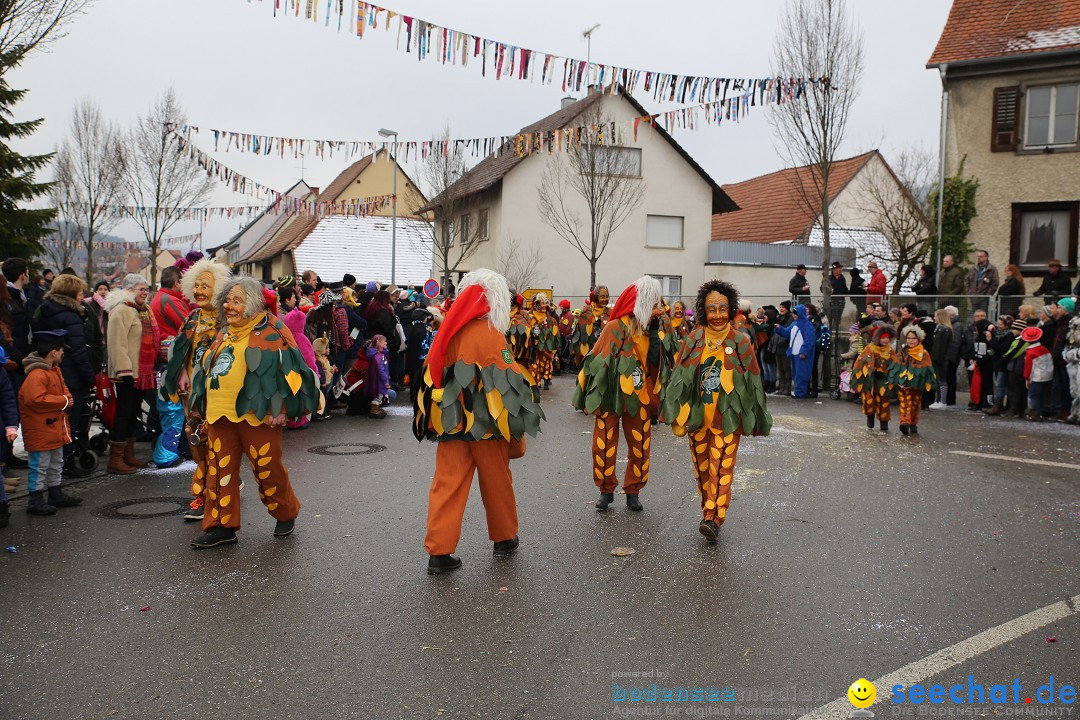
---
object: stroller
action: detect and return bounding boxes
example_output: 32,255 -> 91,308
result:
63,373 -> 114,474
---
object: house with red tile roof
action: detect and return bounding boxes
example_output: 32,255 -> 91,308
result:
421,87 -> 738,300
927,0 -> 1080,281
710,150 -> 927,297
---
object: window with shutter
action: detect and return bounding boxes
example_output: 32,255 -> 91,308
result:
991,87 -> 1019,152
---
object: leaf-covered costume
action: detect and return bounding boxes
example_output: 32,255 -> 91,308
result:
572,316 -> 663,494
570,302 -> 610,366
660,324 -> 771,525
890,342 -> 937,427
414,318 -> 545,444
527,309 -> 560,382
191,311 -> 320,424
669,316 -> 691,342
852,343 -> 895,422
507,308 -> 532,365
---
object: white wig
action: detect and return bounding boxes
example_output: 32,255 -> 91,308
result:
216,276 -> 266,325
459,268 -> 510,332
181,259 -> 232,305
533,292 -> 549,306
900,323 -> 925,341
122,273 -> 148,290
632,275 -> 663,327
738,299 -> 752,313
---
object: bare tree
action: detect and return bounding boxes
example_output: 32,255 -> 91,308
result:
770,0 -> 864,307
45,149 -> 80,271
52,98 -> 125,282
0,0 -> 91,70
496,237 -> 546,292
419,127 -> 483,290
861,148 -> 935,294
537,108 -> 645,290
124,88 -> 213,286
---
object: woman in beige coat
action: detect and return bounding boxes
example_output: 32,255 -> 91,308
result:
104,274 -> 160,474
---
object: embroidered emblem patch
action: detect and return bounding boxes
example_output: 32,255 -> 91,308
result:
701,361 -> 721,393
502,349 -> 513,364
631,366 -> 644,390
208,346 -> 235,389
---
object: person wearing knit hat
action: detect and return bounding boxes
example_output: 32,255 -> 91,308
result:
659,279 -> 771,540
273,276 -> 296,290
891,325 -> 936,435
1057,297 -> 1076,314
572,276 -> 665,512
161,258 -> 233,518
852,324 -> 896,431
570,285 -> 610,369
414,269 -> 545,575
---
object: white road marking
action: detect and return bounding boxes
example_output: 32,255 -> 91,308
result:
949,450 -> 1080,472
798,592 -> 1080,720
772,426 -> 829,437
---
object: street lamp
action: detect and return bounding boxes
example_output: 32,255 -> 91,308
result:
378,128 -> 399,285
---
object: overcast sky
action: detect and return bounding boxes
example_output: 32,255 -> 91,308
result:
9,0 -> 952,251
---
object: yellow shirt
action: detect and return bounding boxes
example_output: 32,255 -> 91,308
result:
700,326 -> 731,429
205,315 -> 260,426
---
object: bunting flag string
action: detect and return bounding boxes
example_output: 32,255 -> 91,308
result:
168,88 -> 772,166
67,193 -> 395,222
160,233 -> 203,247
250,1 -> 825,104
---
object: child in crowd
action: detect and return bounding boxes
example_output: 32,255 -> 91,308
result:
0,346 -> 19,528
1021,326 -> 1052,422
18,330 -> 81,516
366,334 -> 394,419
852,324 -> 896,431
891,325 -> 936,436
311,336 -> 336,422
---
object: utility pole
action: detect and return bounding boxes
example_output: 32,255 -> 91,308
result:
582,24 -> 600,93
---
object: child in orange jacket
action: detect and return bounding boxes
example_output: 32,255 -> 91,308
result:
17,330 -> 79,516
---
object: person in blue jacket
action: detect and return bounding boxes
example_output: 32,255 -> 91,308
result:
0,345 -> 19,528
774,304 -> 817,398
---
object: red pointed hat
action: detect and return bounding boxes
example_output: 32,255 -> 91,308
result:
425,283 -> 489,390
608,283 -> 637,322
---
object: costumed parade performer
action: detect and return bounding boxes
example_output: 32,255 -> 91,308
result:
660,280 -> 772,541
414,269 -> 545,575
187,277 -> 320,549
160,258 -> 232,521
507,293 -> 530,365
852,324 -> 896,432
891,325 -> 937,436
527,293 -> 560,390
572,276 -> 665,512
670,301 -> 691,342
570,285 -> 610,369
773,304 -> 816,398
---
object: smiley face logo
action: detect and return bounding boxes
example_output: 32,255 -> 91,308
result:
847,679 -> 876,708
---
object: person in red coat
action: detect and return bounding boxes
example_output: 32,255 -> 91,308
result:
865,261 -> 888,304
150,266 -> 192,341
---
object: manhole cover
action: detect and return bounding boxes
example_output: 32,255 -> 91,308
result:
307,443 -> 386,456
93,496 -> 191,520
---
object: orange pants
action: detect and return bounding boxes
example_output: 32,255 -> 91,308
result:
424,439 -> 518,556
689,428 -> 741,524
189,440 -> 208,500
592,411 -> 651,495
201,420 -> 300,531
530,351 -> 554,382
898,388 -> 922,426
861,390 -> 891,422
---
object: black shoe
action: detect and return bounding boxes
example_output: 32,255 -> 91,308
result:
493,536 -> 519,556
183,499 -> 204,521
543,380 -> 551,390
26,491 -> 57,516
626,494 -> 643,512
273,519 -> 295,537
47,485 -> 82,508
880,421 -> 889,433
910,425 -> 918,435
699,519 -> 719,543
427,554 -> 462,575
190,526 -> 238,549
0,501 -> 9,529
900,424 -> 909,436
866,415 -> 875,429
595,492 -> 614,510
6,456 -> 28,468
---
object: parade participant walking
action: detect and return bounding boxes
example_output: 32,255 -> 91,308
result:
852,324 -> 896,431
104,274 -> 159,474
527,293 -> 559,390
570,285 -> 610,368
187,277 -> 320,549
507,293 -> 531,366
670,301 -> 691,341
19,330 -> 81,515
413,269 -> 545,575
774,304 -> 817,398
572,276 -> 665,512
660,280 -> 771,541
891,325 -> 936,436
161,258 -> 232,519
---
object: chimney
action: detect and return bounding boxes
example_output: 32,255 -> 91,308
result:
309,187 -> 320,198
560,95 -> 576,109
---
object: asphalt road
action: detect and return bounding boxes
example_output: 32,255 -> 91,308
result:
1,379 -> 1077,720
